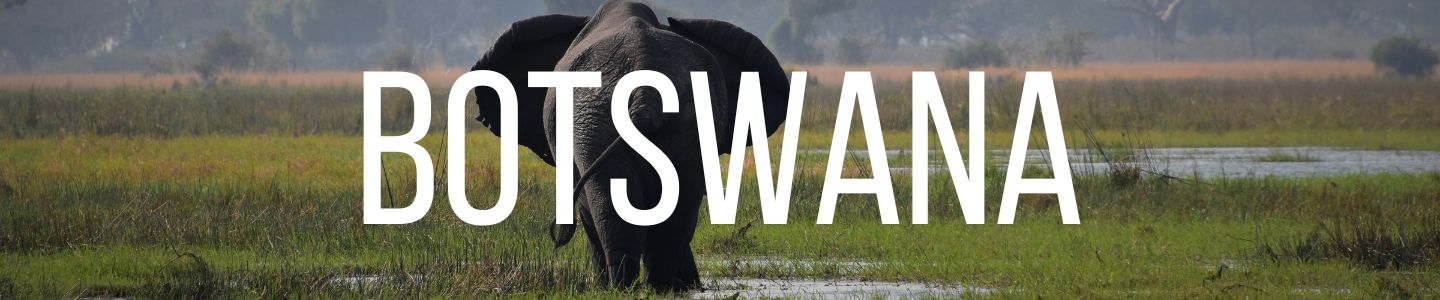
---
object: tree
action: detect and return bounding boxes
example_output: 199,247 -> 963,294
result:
767,0 -> 856,64
195,30 -> 263,85
1107,0 -> 1187,55
944,38 -> 1008,69
379,47 -> 416,72
291,0 -> 385,46
834,36 -> 869,65
1370,36 -> 1438,78
1045,31 -> 1094,67
1,0 -> 23,10
543,0 -> 602,15
768,19 -> 817,63
0,0 -> 129,71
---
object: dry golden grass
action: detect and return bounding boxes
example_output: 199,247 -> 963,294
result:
799,60 -> 1377,85
0,60 -> 1380,89
0,68 -> 466,89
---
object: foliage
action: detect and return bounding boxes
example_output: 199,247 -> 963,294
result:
768,19 -> 822,64
1044,31 -> 1093,67
3,134 -> 1440,297
834,36 -> 869,65
1262,218 -> 1440,270
8,78 -> 1440,143
194,30 -> 264,86
290,0 -> 386,46
379,47 -> 418,72
542,0 -> 602,15
943,38 -> 1008,69
248,0 -> 301,50
3,78 -> 1440,297
0,0 -> 129,71
0,0 -> 23,10
767,0 -> 859,65
1370,36 -> 1439,78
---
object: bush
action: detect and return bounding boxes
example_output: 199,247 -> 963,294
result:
944,38 -> 1007,69
1370,36 -> 1438,78
380,47 -> 418,72
194,30 -> 264,86
1044,31 -> 1092,67
833,37 -> 868,65
768,19 -> 822,64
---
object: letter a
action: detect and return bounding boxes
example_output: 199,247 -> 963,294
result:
998,72 -> 1079,224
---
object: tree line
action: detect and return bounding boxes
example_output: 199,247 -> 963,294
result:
0,0 -> 1436,73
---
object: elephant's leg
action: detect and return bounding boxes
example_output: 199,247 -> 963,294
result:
642,185 -> 705,291
674,185 -> 705,290
677,246 -> 701,289
641,228 -> 682,291
577,201 -> 608,286
582,177 -> 648,289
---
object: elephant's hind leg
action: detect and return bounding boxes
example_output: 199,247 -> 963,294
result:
642,187 -> 705,292
582,177 -> 647,289
677,246 -> 701,289
577,202 -> 609,286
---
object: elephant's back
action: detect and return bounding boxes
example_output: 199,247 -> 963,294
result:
550,19 -> 724,167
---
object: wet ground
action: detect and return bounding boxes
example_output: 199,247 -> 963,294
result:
806,147 -> 1440,178
1065,147 -> 1440,178
694,277 -> 994,299
320,149 -> 1434,299
689,258 -> 993,298
320,257 -> 1362,298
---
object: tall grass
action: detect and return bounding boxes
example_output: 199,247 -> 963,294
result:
3,78 -> 1440,141
2,133 -> 1439,297
2,77 -> 1440,297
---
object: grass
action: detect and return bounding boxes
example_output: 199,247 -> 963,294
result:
0,60 -> 1376,89
1,76 -> 1439,297
2,133 -> 1438,298
1261,218 -> 1440,270
798,59 -> 1377,84
5,77 -> 1440,149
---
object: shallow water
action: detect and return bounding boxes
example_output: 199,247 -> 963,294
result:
1065,147 -> 1440,178
693,277 -> 994,299
690,257 -> 991,299
804,147 -> 1440,178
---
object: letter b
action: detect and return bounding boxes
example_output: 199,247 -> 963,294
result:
363,72 -> 435,224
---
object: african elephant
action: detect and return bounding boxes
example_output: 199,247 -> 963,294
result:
470,0 -> 789,292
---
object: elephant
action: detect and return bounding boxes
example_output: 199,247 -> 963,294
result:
470,0 -> 789,292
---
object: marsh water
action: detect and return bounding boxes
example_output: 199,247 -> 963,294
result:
805,147 -> 1440,178
694,277 -> 995,299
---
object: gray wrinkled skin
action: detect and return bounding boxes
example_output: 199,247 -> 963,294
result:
471,0 -> 788,292
543,2 -> 717,291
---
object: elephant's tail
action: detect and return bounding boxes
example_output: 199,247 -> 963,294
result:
550,137 -> 627,249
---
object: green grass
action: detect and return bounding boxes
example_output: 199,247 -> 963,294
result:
2,134 -> 1438,298
2,78 -> 1440,298
5,78 -> 1440,150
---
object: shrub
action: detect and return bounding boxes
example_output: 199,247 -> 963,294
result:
194,30 -> 264,86
1370,36 -> 1438,78
1044,31 -> 1092,67
768,18 -> 822,64
380,47 -> 418,72
834,36 -> 868,65
1261,219 -> 1440,270
944,38 -> 1007,69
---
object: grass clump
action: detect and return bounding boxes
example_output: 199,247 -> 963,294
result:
1262,219 -> 1440,270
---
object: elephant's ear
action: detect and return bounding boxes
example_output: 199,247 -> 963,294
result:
666,17 -> 789,150
472,14 -> 589,166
